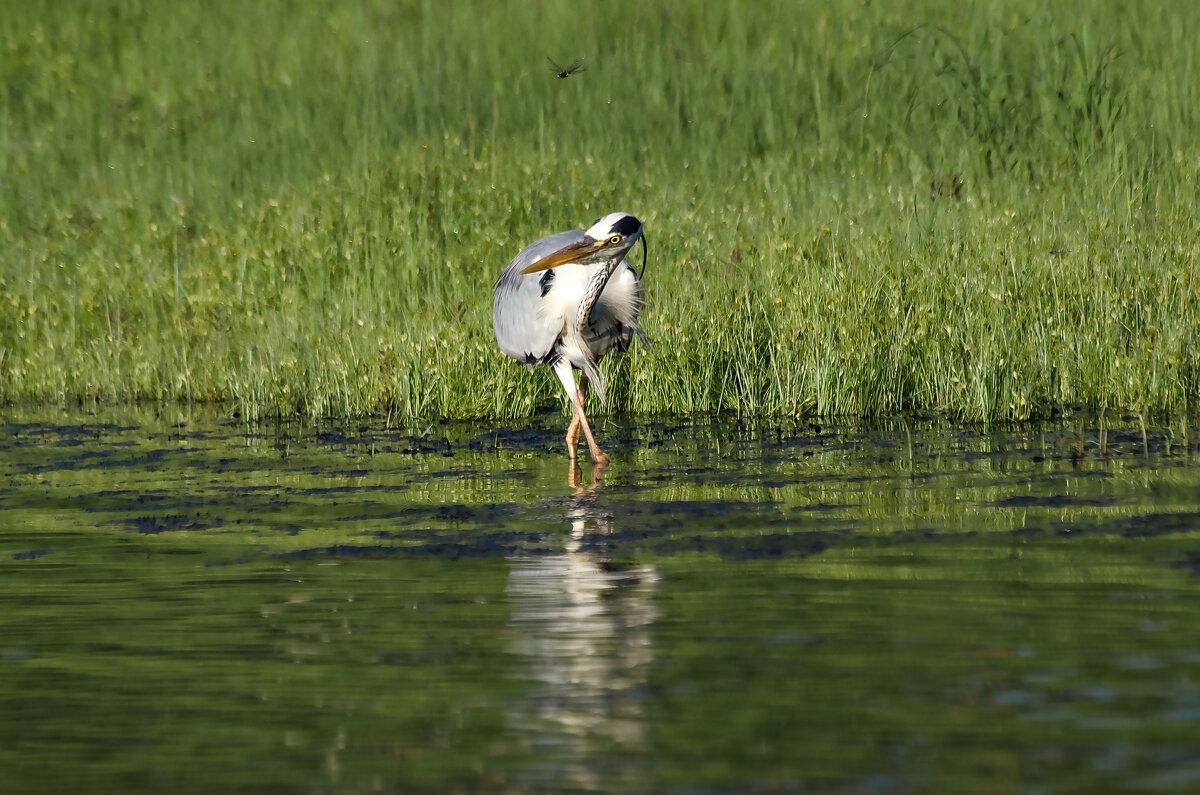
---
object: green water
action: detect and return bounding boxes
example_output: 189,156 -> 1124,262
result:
2,409 -> 1200,793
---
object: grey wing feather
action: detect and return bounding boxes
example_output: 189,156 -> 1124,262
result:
492,230 -> 585,366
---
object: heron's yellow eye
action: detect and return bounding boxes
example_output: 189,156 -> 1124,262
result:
609,235 -> 621,245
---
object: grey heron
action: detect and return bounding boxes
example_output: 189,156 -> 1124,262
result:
493,212 -> 649,464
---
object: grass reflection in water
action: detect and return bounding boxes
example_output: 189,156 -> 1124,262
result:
2,409 -> 1200,793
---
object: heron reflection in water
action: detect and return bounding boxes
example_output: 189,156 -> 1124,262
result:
505,467 -> 659,789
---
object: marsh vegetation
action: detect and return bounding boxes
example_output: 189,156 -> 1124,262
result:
3,0 -> 1198,421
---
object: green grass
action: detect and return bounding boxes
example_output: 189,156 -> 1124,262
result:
2,0 -> 1198,422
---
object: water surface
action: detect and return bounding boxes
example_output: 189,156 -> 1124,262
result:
2,408 -> 1200,793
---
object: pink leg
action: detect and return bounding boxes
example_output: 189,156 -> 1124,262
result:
554,362 -> 608,465
565,374 -> 588,455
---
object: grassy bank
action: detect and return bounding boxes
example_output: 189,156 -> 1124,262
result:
3,0 -> 1198,422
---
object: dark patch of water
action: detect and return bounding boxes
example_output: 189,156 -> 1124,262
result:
3,407 -> 1200,792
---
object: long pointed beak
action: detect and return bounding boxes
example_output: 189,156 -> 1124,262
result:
519,239 -> 597,274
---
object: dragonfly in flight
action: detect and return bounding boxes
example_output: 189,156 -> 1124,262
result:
548,57 -> 585,79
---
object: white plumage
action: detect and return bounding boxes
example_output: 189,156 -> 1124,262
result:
493,212 -> 649,464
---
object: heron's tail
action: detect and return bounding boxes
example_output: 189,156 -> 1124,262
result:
632,322 -> 652,356
582,357 -> 607,404
560,328 -> 608,404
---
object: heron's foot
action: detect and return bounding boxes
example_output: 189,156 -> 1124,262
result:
590,449 -> 610,467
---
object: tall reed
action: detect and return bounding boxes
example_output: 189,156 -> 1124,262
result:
2,0 -> 1197,421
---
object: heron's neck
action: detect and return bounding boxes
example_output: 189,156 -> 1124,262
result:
575,258 -> 621,333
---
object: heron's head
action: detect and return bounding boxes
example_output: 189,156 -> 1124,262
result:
520,212 -> 644,274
